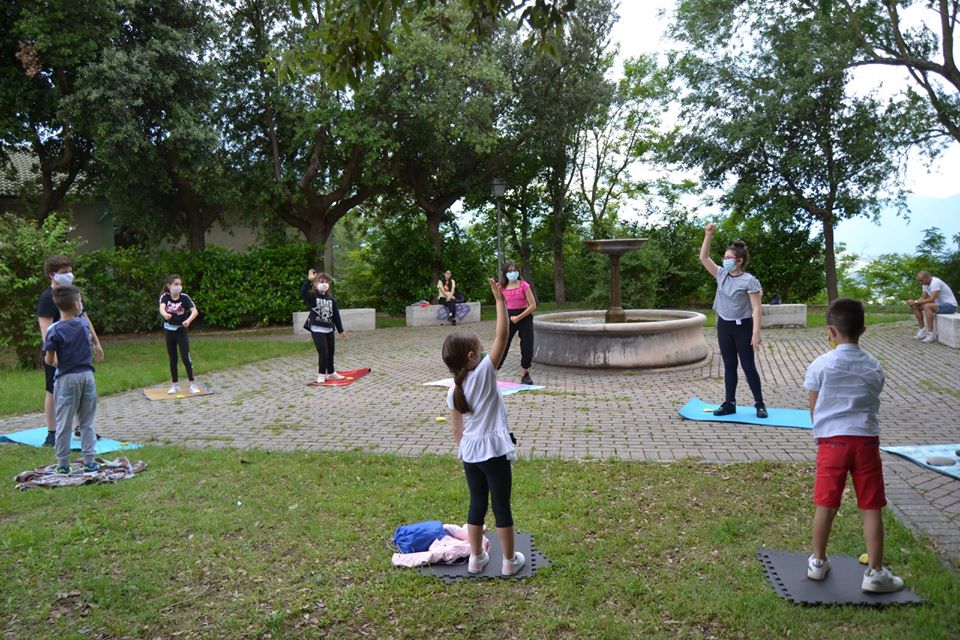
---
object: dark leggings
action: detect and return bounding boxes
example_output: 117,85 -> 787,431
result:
498,310 -> 534,370
310,330 -> 336,374
440,297 -> 457,322
463,455 -> 513,528
165,328 -> 194,383
716,317 -> 763,404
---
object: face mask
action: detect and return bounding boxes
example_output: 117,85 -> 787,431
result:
53,272 -> 74,286
170,285 -> 182,295
506,271 -> 520,282
316,282 -> 330,293
722,259 -> 737,273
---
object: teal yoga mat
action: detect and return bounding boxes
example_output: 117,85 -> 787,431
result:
678,396 -> 812,429
880,444 -> 960,481
0,427 -> 142,454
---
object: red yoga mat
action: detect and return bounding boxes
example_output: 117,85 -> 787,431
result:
306,368 -> 371,387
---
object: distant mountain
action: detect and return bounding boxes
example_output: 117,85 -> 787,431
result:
834,194 -> 959,258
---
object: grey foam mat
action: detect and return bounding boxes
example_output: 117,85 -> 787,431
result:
759,548 -> 923,606
417,531 -> 550,583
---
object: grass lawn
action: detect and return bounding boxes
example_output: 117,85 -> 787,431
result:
1,446 -> 956,639
0,330 -> 307,418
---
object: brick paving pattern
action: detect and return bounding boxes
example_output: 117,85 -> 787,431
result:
3,320 -> 957,563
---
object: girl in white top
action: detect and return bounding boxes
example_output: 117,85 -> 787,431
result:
442,278 -> 525,576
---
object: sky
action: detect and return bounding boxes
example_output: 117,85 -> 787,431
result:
609,1 -> 959,258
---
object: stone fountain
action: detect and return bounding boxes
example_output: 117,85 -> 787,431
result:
532,238 -> 708,369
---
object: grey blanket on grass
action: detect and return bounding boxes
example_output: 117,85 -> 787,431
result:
14,457 -> 147,490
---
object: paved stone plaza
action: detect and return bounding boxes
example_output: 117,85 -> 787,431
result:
3,319 -> 958,564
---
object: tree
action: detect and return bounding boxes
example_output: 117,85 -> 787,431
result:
283,0 -> 576,89
369,6 -> 514,287
79,0 -> 227,250
670,0 -> 909,301
0,2 -> 113,218
807,0 -> 960,145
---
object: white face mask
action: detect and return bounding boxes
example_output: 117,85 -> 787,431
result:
506,271 -> 520,282
170,285 -> 183,295
53,272 -> 75,286
316,282 -> 330,293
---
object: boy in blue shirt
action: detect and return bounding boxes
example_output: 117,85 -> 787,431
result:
41,285 -> 100,474
803,298 -> 904,593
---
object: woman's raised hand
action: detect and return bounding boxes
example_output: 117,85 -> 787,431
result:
705,223 -> 716,235
308,268 -> 316,281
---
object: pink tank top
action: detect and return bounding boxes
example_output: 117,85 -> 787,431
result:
503,280 -> 530,310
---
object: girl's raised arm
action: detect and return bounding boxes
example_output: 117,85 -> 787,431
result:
700,223 -> 719,277
486,278 -> 509,366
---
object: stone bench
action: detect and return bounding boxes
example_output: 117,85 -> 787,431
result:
935,313 -> 960,348
405,301 -> 481,327
292,309 -> 376,336
760,303 -> 807,328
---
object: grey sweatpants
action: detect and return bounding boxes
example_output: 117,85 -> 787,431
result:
54,371 -> 98,466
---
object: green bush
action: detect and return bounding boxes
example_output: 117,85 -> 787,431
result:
74,243 -> 319,334
0,214 -> 78,367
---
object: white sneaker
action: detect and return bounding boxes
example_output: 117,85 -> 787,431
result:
316,374 -> 326,384
862,566 -> 904,593
189,383 -> 201,394
327,372 -> 345,381
807,555 -> 831,580
922,332 -> 938,343
168,384 -> 179,394
467,551 -> 489,574
914,327 -> 927,339
501,551 -> 525,576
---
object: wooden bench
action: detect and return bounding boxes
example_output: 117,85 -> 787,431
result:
935,313 -> 960,348
405,301 -> 481,326
292,309 -> 376,336
760,303 -> 807,328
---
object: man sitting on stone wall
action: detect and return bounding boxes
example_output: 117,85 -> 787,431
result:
907,271 -> 957,344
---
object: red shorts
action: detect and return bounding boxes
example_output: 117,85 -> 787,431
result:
813,436 -> 886,509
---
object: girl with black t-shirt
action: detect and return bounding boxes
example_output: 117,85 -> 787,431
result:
301,269 -> 347,384
158,274 -> 200,394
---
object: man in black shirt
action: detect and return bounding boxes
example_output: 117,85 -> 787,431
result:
36,256 -> 104,446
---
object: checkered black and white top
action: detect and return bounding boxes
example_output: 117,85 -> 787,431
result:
712,269 -> 761,321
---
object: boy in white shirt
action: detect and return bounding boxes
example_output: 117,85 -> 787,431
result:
803,298 -> 904,593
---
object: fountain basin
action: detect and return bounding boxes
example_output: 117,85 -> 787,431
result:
533,310 -> 709,369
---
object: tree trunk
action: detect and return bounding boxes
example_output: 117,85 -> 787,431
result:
552,200 -> 566,305
425,209 -> 445,290
823,213 -> 838,302
303,221 -> 333,274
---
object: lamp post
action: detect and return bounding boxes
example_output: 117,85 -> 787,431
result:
491,177 -> 506,277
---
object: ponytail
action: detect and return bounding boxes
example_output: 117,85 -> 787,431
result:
452,367 -> 472,414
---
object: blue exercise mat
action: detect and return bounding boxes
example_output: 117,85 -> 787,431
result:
880,444 -> 960,481
0,427 -> 142,454
678,396 -> 812,429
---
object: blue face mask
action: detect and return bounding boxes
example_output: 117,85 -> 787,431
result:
53,272 -> 74,286
506,271 -> 520,282
722,259 -> 737,273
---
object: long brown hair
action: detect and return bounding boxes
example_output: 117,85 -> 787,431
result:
162,273 -> 182,296
499,260 -> 521,288
442,332 -> 481,413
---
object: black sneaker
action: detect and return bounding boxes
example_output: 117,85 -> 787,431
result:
713,402 -> 736,416
755,402 -> 768,418
73,428 -> 102,440
451,318 -> 456,326
43,431 -> 56,447
521,373 -> 534,386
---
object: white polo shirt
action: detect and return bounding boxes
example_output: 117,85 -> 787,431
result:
923,276 -> 957,307
803,343 -> 884,439
447,355 -> 516,463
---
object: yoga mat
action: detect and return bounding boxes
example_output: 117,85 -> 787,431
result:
758,548 -> 922,606
306,367 -> 372,387
142,382 -> 213,401
880,444 -> 960,481
423,378 -> 545,396
0,427 -> 142,453
416,531 -> 550,583
678,396 -> 812,429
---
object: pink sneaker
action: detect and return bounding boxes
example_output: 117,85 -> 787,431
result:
468,551 -> 489,574
501,551 -> 525,576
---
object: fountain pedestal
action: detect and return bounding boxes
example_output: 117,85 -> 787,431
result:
583,239 -> 647,323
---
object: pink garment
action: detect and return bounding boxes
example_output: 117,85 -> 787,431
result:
391,523 -> 490,568
503,280 -> 530,310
